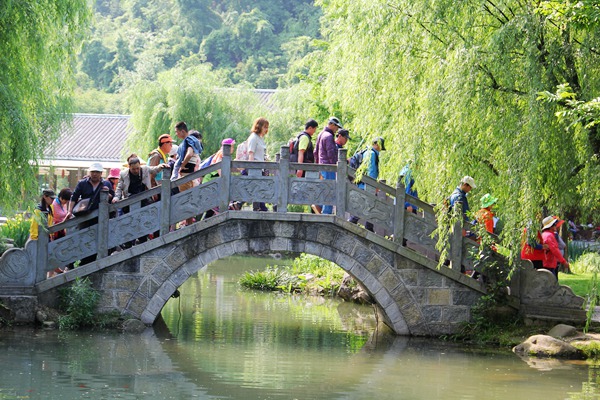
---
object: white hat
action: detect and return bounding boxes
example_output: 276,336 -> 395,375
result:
169,144 -> 179,156
461,175 -> 476,188
542,216 -> 559,230
89,162 -> 104,172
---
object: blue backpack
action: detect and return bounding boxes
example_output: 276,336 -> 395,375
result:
349,148 -> 368,170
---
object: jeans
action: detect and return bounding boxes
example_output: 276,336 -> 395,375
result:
320,171 -> 336,214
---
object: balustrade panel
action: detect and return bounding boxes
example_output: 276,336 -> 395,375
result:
47,224 -> 98,269
231,175 -> 278,203
171,180 -> 221,223
346,186 -> 394,230
288,178 -> 336,206
108,202 -> 161,248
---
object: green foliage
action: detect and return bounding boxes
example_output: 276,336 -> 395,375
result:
0,0 -> 91,211
1,213 -> 32,248
126,65 -> 268,157
286,0 -> 600,271
77,0 -> 321,91
239,254 -> 345,297
570,248 -> 600,272
58,277 -> 100,330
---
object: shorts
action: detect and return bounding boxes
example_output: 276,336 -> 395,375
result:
178,174 -> 194,192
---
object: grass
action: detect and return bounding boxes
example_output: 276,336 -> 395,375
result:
559,272 -> 595,297
239,254 -> 346,296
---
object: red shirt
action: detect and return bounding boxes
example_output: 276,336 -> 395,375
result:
541,230 -> 567,269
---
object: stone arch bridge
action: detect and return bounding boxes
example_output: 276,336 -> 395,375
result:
0,146 -> 585,335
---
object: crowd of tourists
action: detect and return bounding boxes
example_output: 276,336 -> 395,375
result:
29,117 -> 576,280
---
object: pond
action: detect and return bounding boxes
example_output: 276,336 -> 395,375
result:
0,256 -> 598,399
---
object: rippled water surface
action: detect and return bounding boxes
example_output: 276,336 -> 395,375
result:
1,256 -> 598,399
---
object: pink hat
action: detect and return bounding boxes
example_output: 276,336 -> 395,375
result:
108,168 -> 121,180
221,138 -> 235,146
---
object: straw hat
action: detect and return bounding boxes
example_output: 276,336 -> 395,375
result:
542,216 -> 559,230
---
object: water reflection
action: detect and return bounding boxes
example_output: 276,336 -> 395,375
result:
0,256 -> 599,399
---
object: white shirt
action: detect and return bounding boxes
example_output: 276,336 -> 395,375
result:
247,132 -> 266,161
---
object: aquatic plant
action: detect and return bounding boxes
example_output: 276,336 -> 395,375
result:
58,277 -> 100,330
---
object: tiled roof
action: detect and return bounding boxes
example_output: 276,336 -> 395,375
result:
44,114 -> 131,163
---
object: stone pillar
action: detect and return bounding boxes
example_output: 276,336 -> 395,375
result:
277,145 -> 290,213
393,178 -> 406,245
219,144 -> 232,212
336,148 -> 348,216
97,190 -> 110,259
35,219 -> 49,283
160,167 -> 172,236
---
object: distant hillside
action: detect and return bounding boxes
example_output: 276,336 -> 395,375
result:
77,0 -> 321,92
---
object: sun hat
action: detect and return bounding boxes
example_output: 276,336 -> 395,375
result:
461,176 -> 476,188
542,216 -> 559,230
328,116 -> 343,129
480,193 -> 497,208
221,138 -> 235,146
42,189 -> 56,198
107,168 -> 121,180
169,144 -> 179,156
158,134 -> 174,146
89,162 -> 104,172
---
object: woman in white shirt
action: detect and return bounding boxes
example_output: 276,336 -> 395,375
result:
247,117 -> 269,211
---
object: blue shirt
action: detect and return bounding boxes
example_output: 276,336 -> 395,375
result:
449,186 -> 470,222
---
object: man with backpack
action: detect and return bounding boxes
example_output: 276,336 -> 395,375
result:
289,119 -> 318,178
348,137 -> 386,231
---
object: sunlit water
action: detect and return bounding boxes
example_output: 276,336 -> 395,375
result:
1,256 -> 599,399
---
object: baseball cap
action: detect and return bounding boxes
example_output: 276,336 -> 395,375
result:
337,129 -> 351,139
328,117 -> 343,129
42,189 -> 56,198
373,137 -> 386,150
89,162 -> 104,172
461,176 -> 476,188
169,144 -> 179,156
158,134 -> 174,145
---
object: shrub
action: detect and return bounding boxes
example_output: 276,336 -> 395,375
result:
1,212 -> 31,248
570,252 -> 600,275
58,277 -> 100,330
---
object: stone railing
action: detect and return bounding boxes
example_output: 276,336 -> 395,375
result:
1,145 -> 477,288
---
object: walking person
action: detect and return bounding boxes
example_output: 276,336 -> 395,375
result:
172,121 -> 203,226
247,117 -> 270,211
66,163 -> 114,266
313,117 -> 345,214
348,137 -> 385,231
541,216 -> 569,280
147,134 -> 174,188
290,119 -> 318,177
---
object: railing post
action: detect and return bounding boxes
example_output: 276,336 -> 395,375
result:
160,167 -> 172,236
219,144 -> 232,212
97,190 -> 109,259
450,202 -> 464,271
393,178 -> 406,245
35,220 -> 49,283
335,148 -> 348,216
277,145 -> 290,213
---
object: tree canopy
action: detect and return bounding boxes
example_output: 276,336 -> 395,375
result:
0,0 -> 90,211
286,0 -> 600,255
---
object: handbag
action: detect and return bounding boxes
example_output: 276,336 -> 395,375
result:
72,198 -> 91,216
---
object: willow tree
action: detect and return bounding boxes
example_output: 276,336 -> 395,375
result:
0,0 -> 91,210
302,0 -> 600,256
126,65 -> 269,158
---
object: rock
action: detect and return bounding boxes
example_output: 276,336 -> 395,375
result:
42,321 -> 56,329
0,303 -> 15,324
547,324 -> 578,339
513,334 -> 585,359
337,273 -> 374,305
122,318 -> 147,333
36,310 -> 48,323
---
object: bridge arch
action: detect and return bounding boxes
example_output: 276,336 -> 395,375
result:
86,213 -> 483,336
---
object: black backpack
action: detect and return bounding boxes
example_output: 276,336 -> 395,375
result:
349,148 -> 368,170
